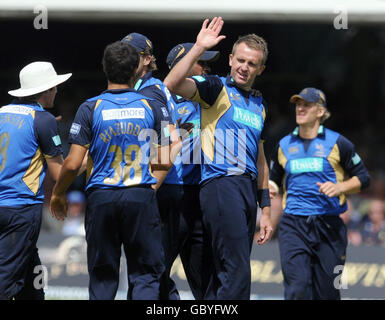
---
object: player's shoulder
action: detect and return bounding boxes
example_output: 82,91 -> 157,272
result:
34,108 -> 57,124
279,129 -> 296,146
192,74 -> 222,86
334,131 -> 355,149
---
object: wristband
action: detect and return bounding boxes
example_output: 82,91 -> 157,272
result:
257,188 -> 271,208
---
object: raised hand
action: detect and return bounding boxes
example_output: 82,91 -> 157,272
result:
196,17 -> 226,50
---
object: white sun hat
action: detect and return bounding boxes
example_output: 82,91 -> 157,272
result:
8,61 -> 72,97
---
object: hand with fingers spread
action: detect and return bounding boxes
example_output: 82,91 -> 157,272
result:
196,17 -> 226,51
317,181 -> 343,197
50,193 -> 68,221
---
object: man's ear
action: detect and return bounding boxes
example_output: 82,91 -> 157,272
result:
257,64 -> 266,76
143,54 -> 152,67
318,106 -> 326,117
229,53 -> 233,67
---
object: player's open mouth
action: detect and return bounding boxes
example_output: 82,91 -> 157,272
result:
237,73 -> 248,81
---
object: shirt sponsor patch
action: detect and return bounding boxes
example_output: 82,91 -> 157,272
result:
163,126 -> 170,138
52,135 -> 62,146
163,87 -> 172,101
188,119 -> 201,137
102,108 -> 145,120
233,107 -> 262,130
161,107 -> 169,118
352,153 -> 361,165
290,157 -> 323,174
177,106 -> 191,116
0,105 -> 33,115
70,123 -> 81,135
192,75 -> 206,83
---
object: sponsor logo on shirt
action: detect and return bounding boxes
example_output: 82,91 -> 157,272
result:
102,108 -> 145,120
230,92 -> 241,101
188,119 -> 200,137
52,135 -> 61,146
288,146 -> 299,154
233,107 -> 262,130
352,153 -> 361,165
177,106 -> 191,115
70,123 -> 81,135
163,87 -> 172,101
192,75 -> 206,83
314,143 -> 325,157
0,105 -> 33,115
161,107 -> 169,118
290,157 -> 323,174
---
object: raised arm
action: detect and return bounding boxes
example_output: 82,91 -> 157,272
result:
163,17 -> 226,99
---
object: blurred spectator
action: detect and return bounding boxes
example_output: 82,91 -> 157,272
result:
340,198 -> 362,246
361,199 -> 385,246
61,191 -> 86,237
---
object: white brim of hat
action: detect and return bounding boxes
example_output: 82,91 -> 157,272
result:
8,73 -> 72,97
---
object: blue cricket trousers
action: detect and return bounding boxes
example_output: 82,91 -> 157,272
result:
156,183 -> 184,300
179,184 -> 207,300
85,187 -> 165,300
199,175 -> 258,300
278,213 -> 347,300
0,204 -> 44,300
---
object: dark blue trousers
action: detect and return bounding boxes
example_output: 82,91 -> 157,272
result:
0,204 -> 44,300
156,184 -> 184,300
200,175 -> 258,300
157,184 -> 208,300
278,214 -> 347,300
85,187 -> 165,300
179,185 -> 207,300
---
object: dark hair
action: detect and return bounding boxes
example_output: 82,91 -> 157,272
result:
102,41 -> 139,84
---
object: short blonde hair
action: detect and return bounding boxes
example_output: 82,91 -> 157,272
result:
232,34 -> 268,65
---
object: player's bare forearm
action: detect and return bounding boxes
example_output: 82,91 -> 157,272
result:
52,144 -> 87,196
46,155 -> 64,182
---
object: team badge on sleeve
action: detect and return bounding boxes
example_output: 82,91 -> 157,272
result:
192,75 -> 206,82
161,107 -> 169,118
52,135 -> 62,146
352,153 -> 361,165
70,123 -> 81,135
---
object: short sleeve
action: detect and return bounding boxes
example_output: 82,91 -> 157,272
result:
269,144 -> 285,188
68,101 -> 94,148
336,134 -> 370,189
34,111 -> 63,158
260,98 -> 269,142
147,99 -> 173,146
139,84 -> 178,125
191,75 -> 224,107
